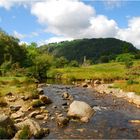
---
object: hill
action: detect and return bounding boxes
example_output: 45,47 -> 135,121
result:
39,38 -> 139,63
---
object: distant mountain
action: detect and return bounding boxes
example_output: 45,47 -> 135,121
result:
39,38 -> 139,63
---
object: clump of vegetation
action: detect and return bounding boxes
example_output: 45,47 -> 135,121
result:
116,53 -> 135,68
32,99 -> 44,108
29,92 -> 39,99
18,125 -> 31,139
0,127 -> 9,139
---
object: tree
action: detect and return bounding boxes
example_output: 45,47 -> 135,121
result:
116,53 -> 135,68
27,54 -> 52,82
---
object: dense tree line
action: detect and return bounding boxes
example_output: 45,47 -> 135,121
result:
39,38 -> 139,63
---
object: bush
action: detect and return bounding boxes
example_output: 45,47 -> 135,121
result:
27,54 -> 51,82
30,92 -> 39,99
69,60 -> 79,67
127,79 -> 139,85
32,99 -> 44,108
0,127 -> 9,139
18,125 -> 31,139
99,56 -> 109,63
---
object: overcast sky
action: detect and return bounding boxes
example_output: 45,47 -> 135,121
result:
0,0 -> 140,49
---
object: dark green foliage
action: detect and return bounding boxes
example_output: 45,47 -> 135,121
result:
27,54 -> 51,81
0,29 -> 27,67
99,56 -> 109,63
52,57 -> 69,68
0,127 -> 8,139
39,38 -> 138,63
69,60 -> 79,67
127,79 -> 139,85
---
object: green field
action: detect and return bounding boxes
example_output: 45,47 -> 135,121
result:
48,61 -> 140,94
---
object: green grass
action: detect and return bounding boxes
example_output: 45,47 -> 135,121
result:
48,62 -> 128,80
48,61 -> 140,94
0,76 -> 36,96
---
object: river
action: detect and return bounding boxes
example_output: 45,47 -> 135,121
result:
43,83 -> 140,139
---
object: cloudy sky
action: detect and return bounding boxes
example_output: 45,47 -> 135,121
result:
0,0 -> 140,49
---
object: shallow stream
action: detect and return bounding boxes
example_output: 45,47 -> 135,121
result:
43,83 -> 140,139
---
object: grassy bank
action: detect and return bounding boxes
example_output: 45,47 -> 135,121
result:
0,77 -> 36,96
48,61 -> 140,94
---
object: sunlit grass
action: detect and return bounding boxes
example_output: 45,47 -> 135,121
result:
0,76 -> 36,96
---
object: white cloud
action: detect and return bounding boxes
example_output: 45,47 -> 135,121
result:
31,0 -> 95,37
38,36 -> 73,46
104,0 -> 123,9
0,0 -> 31,10
13,31 -> 25,39
83,15 -> 118,38
1,0 -> 140,49
116,17 -> 140,48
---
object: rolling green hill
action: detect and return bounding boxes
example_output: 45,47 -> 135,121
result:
39,38 -> 139,63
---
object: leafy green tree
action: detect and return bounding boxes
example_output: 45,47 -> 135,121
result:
116,53 -> 135,68
99,56 -> 109,63
27,54 -> 51,81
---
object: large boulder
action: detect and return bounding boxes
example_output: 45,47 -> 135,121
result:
15,119 -> 44,138
67,101 -> 95,122
0,114 -> 17,139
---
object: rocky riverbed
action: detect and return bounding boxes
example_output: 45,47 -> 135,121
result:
0,83 -> 140,139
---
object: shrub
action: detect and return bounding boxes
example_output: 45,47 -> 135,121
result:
30,92 -> 39,99
127,79 -> 139,85
0,127 -> 8,139
18,125 -> 31,139
32,99 -> 44,108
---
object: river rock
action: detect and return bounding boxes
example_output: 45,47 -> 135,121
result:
10,105 -> 21,111
82,82 -> 88,88
28,110 -> 40,118
62,92 -> 73,100
37,88 -> 44,95
40,95 -> 52,104
37,83 -> 47,88
21,95 -> 29,101
15,118 -> 44,138
94,80 -> 101,85
11,111 -> 24,119
35,114 -> 44,120
0,114 -> 16,138
56,114 -> 69,127
67,100 -> 95,122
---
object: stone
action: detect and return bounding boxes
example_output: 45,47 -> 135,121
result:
43,128 -> 50,136
129,120 -> 140,124
35,115 -> 44,120
5,92 -> 13,96
15,119 -> 44,138
67,100 -> 95,122
40,95 -> 52,104
21,95 -> 29,101
82,82 -> 88,88
0,114 -> 16,138
62,92 -> 69,99
28,110 -> 40,118
6,96 -> 16,102
10,105 -> 21,111
37,88 -> 44,95
94,80 -> 101,85
38,83 -> 46,88
11,111 -> 24,119
44,115 -> 49,121
56,114 -> 69,127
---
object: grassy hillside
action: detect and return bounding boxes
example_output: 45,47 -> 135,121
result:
39,38 -> 139,63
